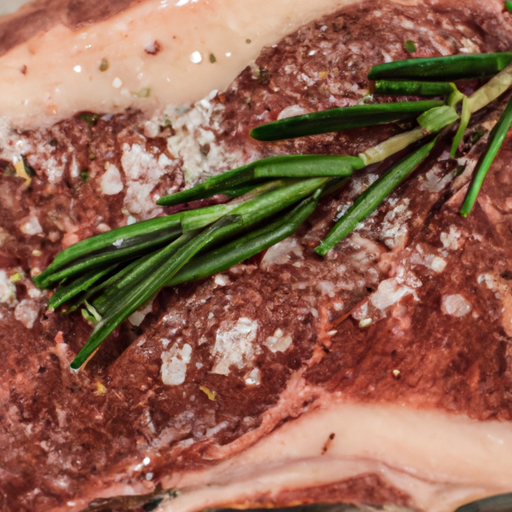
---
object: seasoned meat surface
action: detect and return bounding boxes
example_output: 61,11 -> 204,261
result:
1,1 -> 512,511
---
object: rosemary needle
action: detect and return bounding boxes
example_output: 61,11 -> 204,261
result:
460,96 -> 512,217
36,227 -> 181,289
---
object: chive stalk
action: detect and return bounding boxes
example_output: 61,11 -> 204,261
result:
368,52 -> 512,81
468,62 -> 512,113
167,190 -> 322,286
359,105 -> 457,165
374,80 -> 454,97
71,217 -> 242,369
48,264 -> 119,310
450,96 -> 471,158
157,154 -> 362,206
316,137 -> 437,256
460,96 -> 512,217
34,218 -> 182,288
249,100 -> 444,141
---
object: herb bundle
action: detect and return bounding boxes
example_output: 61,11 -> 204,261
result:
34,52 -> 512,369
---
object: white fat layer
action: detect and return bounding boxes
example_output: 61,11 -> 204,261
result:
211,317 -> 259,375
160,401 -> 512,512
0,0 -> 363,128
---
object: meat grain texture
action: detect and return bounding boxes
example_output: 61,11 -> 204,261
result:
1,0 -> 512,511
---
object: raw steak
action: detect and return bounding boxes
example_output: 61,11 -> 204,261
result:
1,1 -> 512,512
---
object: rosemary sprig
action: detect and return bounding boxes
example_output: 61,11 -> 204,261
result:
460,96 -> 512,217
69,227 -> 209,369
249,100 -> 444,141
316,137 -> 437,256
368,52 -> 512,81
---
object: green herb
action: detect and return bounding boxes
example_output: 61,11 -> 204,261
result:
417,105 -> 459,132
10,272 -> 23,283
99,58 -> 109,72
157,154 -> 362,206
374,80 -> 454,96
21,155 -> 37,177
49,264 -> 119,310
250,100 -> 444,141
368,52 -> 512,81
80,170 -> 90,182
209,53 -> 216,63
246,39 -> 252,44
316,137 -> 437,256
167,191 -> 322,286
506,0 -> 512,13
450,95 -> 471,157
447,84 -> 464,108
82,301 -> 102,325
82,308 -> 98,326
404,40 -> 417,53
133,88 -> 151,98
33,216 -> 183,288
468,62 -> 512,113
460,96 -> 512,217
80,113 -> 99,127
359,105 -> 456,165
